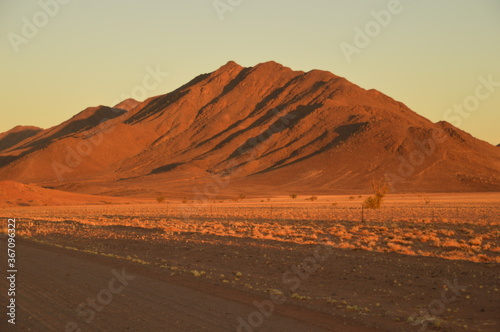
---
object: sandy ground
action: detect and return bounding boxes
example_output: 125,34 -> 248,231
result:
0,239 -> 369,332
0,193 -> 499,331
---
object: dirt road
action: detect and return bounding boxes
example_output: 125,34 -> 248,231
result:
0,240 -> 373,331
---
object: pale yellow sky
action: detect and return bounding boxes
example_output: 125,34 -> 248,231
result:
1,0 -> 499,144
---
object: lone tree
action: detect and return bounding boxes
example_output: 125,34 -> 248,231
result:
363,178 -> 389,209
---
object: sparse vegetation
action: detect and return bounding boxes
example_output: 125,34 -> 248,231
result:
363,179 -> 389,209
290,194 -> 297,199
231,195 -> 246,202
156,195 -> 166,203
4,193 -> 498,331
6,193 -> 500,265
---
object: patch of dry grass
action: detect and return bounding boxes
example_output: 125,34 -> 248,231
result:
1,196 -> 499,263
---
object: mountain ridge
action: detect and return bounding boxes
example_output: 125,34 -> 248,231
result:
0,61 -> 498,196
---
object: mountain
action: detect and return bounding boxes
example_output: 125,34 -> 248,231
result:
0,126 -> 43,153
0,61 -> 499,197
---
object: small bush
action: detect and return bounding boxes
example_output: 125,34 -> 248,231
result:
156,195 -> 165,203
290,194 -> 297,199
363,196 -> 381,209
363,178 -> 389,209
309,196 -> 318,201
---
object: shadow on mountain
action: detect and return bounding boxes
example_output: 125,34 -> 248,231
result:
254,121 -> 369,174
125,74 -> 210,125
195,68 -> 253,119
228,104 -> 324,159
1,107 -> 125,167
0,128 -> 42,152
150,163 -> 183,174
193,75 -> 302,151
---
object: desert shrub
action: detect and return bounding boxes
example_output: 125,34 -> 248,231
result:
290,194 -> 297,199
363,196 -> 380,209
309,196 -> 318,201
156,195 -> 165,203
231,195 -> 246,202
363,178 -> 389,209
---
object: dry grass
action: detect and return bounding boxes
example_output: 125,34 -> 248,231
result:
1,194 -> 499,264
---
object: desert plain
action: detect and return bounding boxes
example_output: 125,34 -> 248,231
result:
1,191 -> 498,331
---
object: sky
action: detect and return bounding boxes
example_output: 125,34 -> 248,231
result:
1,0 -> 499,144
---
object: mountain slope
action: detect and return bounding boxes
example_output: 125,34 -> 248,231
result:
0,126 -> 43,153
0,61 -> 498,196
0,181 -> 144,207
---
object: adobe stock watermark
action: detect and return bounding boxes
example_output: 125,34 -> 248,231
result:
65,268 -> 135,332
7,0 -> 72,54
383,127 -> 448,192
181,108 -> 296,220
408,279 -> 467,331
213,0 -> 243,21
384,74 -> 499,192
111,65 -> 170,106
340,0 -> 406,63
236,237 -> 334,332
51,120 -> 116,182
443,74 -> 500,127
51,64 -> 169,182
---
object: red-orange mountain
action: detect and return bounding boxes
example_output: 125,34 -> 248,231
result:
0,61 -> 499,197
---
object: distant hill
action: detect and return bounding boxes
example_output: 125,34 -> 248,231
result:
0,181 -> 144,207
0,126 -> 42,153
